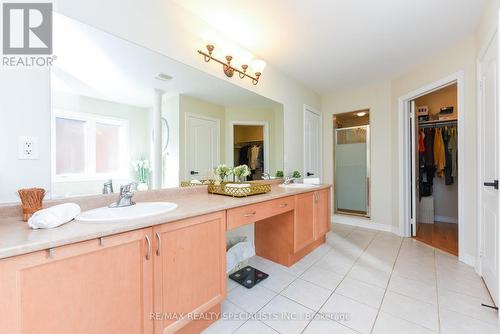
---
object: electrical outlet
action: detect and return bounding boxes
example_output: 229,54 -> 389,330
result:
18,136 -> 39,160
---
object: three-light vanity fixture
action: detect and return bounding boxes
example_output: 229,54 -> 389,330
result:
198,34 -> 266,85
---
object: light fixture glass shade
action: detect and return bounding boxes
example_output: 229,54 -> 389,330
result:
251,59 -> 266,74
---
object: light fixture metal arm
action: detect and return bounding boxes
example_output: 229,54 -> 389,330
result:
197,49 -> 261,85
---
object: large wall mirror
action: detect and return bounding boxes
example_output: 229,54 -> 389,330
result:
0,13 -> 284,202
333,110 -> 370,217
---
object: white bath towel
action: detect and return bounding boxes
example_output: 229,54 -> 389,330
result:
28,203 -> 81,229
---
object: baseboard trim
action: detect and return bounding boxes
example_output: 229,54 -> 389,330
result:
460,253 -> 476,267
434,215 -> 458,224
332,214 -> 395,233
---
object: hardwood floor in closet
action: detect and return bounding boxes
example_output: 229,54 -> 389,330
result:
415,222 -> 458,255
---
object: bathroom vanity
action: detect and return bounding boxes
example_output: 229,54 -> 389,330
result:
0,185 -> 330,334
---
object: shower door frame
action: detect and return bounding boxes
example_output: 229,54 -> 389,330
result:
334,125 -> 371,218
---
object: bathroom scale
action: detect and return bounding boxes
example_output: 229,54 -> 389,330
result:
229,266 -> 269,289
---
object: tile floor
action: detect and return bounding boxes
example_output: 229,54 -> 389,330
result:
203,223 -> 500,334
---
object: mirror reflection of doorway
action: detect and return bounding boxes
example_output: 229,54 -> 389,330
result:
233,125 -> 265,181
334,110 -> 370,217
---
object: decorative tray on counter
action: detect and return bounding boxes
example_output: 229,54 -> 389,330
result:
180,180 -> 215,187
208,182 -> 272,197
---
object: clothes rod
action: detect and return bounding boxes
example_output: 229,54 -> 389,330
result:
419,120 -> 457,128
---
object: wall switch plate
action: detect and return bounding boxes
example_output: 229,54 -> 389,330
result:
18,136 -> 39,160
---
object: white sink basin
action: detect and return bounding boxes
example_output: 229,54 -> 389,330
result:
279,183 -> 319,189
76,202 -> 178,223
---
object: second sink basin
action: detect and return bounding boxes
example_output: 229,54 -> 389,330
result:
76,202 -> 178,223
278,183 -> 319,189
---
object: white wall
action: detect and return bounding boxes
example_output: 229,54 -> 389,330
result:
0,68 -> 51,203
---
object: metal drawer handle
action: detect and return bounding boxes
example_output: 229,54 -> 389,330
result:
279,203 -> 288,208
155,232 -> 161,256
243,211 -> 257,217
145,235 -> 152,260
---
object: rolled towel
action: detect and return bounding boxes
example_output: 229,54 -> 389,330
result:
28,203 -> 81,229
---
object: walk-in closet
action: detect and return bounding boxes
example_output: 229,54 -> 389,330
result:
233,125 -> 265,180
413,83 -> 458,255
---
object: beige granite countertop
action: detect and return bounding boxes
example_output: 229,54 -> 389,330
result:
0,184 -> 331,260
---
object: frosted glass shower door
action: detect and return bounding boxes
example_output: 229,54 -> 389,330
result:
335,126 -> 370,216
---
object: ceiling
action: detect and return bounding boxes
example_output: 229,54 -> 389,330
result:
53,13 -> 280,109
173,0 -> 486,94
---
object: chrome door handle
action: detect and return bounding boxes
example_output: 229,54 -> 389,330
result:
279,203 -> 288,208
155,232 -> 161,256
243,211 -> 257,217
145,235 -> 151,260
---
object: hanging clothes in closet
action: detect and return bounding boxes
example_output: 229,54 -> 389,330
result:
418,122 -> 457,198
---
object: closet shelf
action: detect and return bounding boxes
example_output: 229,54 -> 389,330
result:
419,119 -> 457,128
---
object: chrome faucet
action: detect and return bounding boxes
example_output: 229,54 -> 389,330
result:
102,179 -> 114,194
283,175 -> 295,185
109,183 -> 136,208
261,172 -> 271,180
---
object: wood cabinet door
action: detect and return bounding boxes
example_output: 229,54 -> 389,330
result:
294,192 -> 315,252
0,228 -> 154,334
315,189 -> 331,238
153,211 -> 226,333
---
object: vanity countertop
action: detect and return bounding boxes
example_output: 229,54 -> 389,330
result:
0,184 -> 331,260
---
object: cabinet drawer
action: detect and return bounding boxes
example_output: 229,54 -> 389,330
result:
227,196 -> 295,230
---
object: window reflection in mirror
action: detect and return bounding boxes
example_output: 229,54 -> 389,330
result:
333,110 -> 370,217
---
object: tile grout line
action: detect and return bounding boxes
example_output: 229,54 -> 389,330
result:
368,233 -> 404,334
432,249 -> 443,333
300,227 -> 380,334
230,224 -> 349,333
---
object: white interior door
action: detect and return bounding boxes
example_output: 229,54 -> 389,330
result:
304,107 -> 322,182
479,32 -> 499,307
186,114 -> 219,180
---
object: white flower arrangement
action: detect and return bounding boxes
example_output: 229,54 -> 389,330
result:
214,164 -> 233,181
132,159 -> 152,184
233,164 -> 251,181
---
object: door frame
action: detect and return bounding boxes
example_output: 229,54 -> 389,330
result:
303,104 -> 323,181
397,71 -> 466,262
476,16 -> 500,303
227,120 -> 270,172
184,112 -> 220,180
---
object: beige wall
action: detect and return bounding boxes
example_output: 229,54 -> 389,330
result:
178,96 -> 285,179
323,34 -> 479,258
391,36 -> 477,258
322,81 -> 393,227
179,95 -> 226,180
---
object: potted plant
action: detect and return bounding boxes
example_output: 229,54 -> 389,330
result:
233,165 -> 251,183
276,170 -> 284,178
214,164 -> 233,183
132,159 -> 152,191
292,170 -> 302,179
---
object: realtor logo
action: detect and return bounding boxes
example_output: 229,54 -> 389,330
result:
2,3 -> 52,55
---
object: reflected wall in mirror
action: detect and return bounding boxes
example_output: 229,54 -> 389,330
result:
0,13 -> 284,203
333,110 -> 370,217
